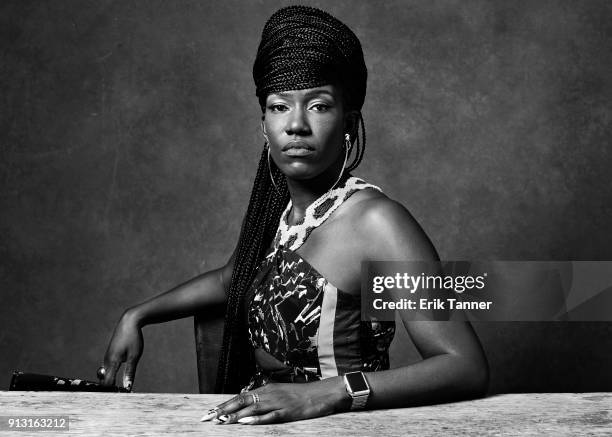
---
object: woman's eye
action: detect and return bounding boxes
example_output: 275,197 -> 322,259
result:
310,103 -> 329,112
268,104 -> 288,112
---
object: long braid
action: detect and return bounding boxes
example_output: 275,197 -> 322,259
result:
215,145 -> 289,393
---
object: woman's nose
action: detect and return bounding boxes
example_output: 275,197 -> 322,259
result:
285,107 -> 311,136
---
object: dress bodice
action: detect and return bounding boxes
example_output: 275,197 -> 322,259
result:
243,177 -> 396,389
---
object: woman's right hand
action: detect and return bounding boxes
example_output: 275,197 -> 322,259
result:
97,261 -> 233,391
102,309 -> 144,391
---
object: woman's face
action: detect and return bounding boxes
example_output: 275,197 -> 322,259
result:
263,84 -> 349,181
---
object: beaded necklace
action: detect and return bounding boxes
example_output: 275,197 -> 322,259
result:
271,176 -> 382,252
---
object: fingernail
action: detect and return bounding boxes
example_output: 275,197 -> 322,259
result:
122,376 -> 132,391
238,416 -> 256,424
200,408 -> 219,422
215,415 -> 229,424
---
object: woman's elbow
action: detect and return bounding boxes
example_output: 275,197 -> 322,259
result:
459,352 -> 489,399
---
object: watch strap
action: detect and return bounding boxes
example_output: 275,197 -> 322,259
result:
350,393 -> 369,410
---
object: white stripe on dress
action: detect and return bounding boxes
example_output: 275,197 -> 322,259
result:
317,282 -> 339,378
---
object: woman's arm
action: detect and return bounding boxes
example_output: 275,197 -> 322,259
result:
101,250 -> 235,389
124,256 -> 233,328
358,198 -> 489,408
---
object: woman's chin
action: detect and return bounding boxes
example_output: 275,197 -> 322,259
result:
279,163 -> 324,181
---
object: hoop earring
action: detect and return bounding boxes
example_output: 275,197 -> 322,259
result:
330,137 -> 350,190
266,143 -> 281,194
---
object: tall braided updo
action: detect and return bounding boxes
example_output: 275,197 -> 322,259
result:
215,5 -> 368,393
253,6 -> 367,109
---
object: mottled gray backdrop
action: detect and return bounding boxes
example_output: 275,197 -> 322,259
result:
1,0 -> 611,393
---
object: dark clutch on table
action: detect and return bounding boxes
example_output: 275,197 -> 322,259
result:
10,371 -> 129,392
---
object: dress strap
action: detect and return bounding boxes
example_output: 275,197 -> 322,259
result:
272,176 -> 382,252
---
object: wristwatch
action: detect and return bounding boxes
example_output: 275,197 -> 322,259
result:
343,371 -> 370,410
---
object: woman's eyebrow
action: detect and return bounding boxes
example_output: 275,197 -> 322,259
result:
303,89 -> 335,99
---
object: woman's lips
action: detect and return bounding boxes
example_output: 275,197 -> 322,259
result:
282,141 -> 315,157
284,148 -> 314,157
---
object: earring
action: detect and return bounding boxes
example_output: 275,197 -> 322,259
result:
329,135 -> 351,190
344,133 -> 352,151
266,142 -> 281,194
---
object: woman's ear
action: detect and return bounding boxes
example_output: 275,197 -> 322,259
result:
260,118 -> 269,142
344,111 -> 359,141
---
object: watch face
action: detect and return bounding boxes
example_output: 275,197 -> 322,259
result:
345,372 -> 369,392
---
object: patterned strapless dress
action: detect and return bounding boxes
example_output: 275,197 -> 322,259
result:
243,177 -> 395,390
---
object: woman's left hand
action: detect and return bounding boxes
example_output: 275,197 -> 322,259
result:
201,377 -> 350,425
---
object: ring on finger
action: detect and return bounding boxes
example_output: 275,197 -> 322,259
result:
251,393 -> 260,404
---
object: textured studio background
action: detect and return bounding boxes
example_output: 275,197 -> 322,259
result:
1,0 -> 611,394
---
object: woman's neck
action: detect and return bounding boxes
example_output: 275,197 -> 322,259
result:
285,165 -> 348,224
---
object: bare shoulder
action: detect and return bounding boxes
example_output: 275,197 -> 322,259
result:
343,190 -> 439,261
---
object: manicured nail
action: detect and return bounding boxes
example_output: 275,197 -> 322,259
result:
200,408 -> 219,422
215,415 -> 229,424
122,376 -> 132,391
238,416 -> 256,424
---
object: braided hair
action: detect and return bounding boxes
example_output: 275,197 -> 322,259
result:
215,5 -> 368,393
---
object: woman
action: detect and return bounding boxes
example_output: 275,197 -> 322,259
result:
101,5 -> 488,425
